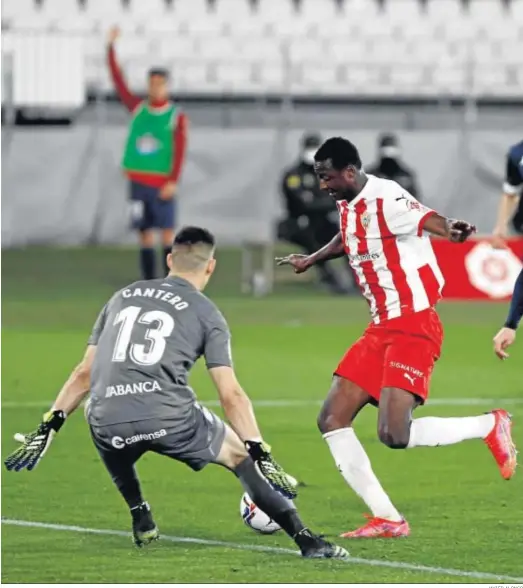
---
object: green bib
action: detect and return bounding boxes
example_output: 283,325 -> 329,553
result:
122,102 -> 177,176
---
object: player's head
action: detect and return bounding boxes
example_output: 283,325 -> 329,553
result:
300,132 -> 322,166
167,226 -> 216,290
148,68 -> 169,102
313,137 -> 363,201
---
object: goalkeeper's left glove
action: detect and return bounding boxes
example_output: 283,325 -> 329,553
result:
245,440 -> 297,499
4,410 -> 66,472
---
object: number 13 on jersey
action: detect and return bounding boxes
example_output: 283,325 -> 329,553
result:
112,306 -> 175,366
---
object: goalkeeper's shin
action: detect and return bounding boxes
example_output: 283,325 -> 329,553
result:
235,457 -> 305,538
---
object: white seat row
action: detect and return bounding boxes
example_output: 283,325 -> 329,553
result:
83,57 -> 522,97
4,0 -> 522,23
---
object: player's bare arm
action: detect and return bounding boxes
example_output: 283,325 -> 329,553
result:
208,365 -> 297,498
422,213 -> 477,243
492,192 -> 520,248
493,267 -> 523,359
208,366 -> 262,441
276,232 -> 345,272
4,345 -> 96,472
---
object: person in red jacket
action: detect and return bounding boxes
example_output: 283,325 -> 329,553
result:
108,26 -> 188,280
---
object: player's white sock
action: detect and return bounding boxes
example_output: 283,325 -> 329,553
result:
323,427 -> 403,523
407,414 -> 495,448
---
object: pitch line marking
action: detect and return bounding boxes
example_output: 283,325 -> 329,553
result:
2,518 -> 522,582
2,398 -> 523,409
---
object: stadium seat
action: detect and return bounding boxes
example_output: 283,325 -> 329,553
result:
213,0 -> 254,20
236,37 -> 282,61
2,0 -> 39,20
431,65 -> 466,94
426,0 -> 465,21
184,17 -> 227,35
157,36 -> 197,60
128,0 -> 171,18
215,61 -> 254,91
40,0 -> 84,18
326,38 -> 368,64
256,0 -> 296,22
298,62 -> 339,93
384,0 -> 424,22
256,62 -> 286,90
299,0 -> 339,22
468,0 -> 509,24
473,64 -> 509,96
174,62 -> 214,92
196,35 -> 238,59
172,0 -> 210,18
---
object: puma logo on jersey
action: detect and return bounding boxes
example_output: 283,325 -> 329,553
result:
403,373 -> 416,386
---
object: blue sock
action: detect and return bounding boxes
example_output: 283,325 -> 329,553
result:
162,247 -> 171,276
140,248 -> 156,280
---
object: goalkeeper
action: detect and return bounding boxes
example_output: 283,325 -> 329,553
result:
4,226 -> 347,561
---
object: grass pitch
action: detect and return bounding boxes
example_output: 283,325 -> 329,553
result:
2,247 -> 522,583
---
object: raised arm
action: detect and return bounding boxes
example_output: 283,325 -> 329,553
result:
107,27 -> 141,112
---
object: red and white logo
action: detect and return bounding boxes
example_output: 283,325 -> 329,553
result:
464,243 -> 522,299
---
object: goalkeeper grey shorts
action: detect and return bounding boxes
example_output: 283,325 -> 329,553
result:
89,404 -> 226,472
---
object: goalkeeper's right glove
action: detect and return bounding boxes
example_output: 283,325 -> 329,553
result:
4,410 -> 66,472
245,440 -> 297,499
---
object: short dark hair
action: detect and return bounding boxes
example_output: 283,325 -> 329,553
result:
148,68 -> 169,79
314,137 -> 362,171
171,227 -> 216,272
173,226 -> 215,248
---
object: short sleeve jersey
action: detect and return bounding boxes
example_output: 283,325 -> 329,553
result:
87,276 -> 232,426
337,175 -> 445,324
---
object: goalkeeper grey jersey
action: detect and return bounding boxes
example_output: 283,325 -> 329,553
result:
87,276 -> 232,427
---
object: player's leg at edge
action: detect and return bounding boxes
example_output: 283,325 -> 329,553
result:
379,387 -> 518,481
317,376 -> 409,539
214,425 -> 349,560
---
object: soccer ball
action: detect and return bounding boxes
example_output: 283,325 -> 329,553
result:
240,493 -> 282,534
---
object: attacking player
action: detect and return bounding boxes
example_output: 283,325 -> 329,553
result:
277,137 -> 517,539
4,227 -> 348,561
493,267 -> 523,359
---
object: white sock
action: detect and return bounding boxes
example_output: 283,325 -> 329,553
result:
408,414 -> 495,448
323,427 -> 402,522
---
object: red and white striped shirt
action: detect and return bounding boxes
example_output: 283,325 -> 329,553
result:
337,175 -> 445,324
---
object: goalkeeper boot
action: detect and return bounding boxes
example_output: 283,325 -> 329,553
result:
131,502 -> 159,547
295,529 -> 349,561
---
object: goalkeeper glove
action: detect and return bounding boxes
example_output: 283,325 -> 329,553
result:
4,410 -> 66,472
245,440 -> 297,499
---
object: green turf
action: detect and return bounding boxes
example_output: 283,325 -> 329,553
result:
2,247 -> 522,583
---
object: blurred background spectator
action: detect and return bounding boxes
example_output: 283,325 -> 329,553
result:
277,132 -> 353,294
365,133 -> 422,201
